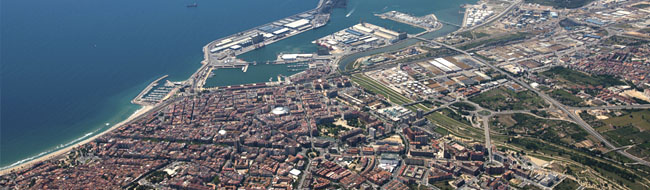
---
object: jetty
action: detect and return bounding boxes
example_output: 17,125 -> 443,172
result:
203,0 -> 331,69
375,11 -> 443,31
186,0 -> 339,91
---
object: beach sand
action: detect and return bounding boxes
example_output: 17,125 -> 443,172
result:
0,105 -> 156,176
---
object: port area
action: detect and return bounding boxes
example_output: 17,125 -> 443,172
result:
204,1 -> 330,69
132,75 -> 183,106
182,0 -> 335,91
375,11 -> 443,32
314,22 -> 408,56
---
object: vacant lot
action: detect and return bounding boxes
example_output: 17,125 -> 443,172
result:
458,32 -> 530,50
555,178 -> 580,190
550,89 -> 584,107
603,109 -> 650,131
493,113 -> 589,145
469,87 -> 548,111
541,67 -> 625,89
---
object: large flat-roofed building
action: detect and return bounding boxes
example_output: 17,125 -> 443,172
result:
273,28 -> 291,35
429,60 -> 452,72
258,25 -> 284,33
285,19 -> 311,29
435,58 -> 461,71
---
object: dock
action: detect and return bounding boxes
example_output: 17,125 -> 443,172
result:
185,0 -> 337,92
375,11 -> 443,31
203,0 -> 332,69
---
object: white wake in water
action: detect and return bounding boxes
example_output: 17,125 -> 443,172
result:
346,8 -> 356,17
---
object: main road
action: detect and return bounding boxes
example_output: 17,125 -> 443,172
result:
412,36 -> 650,166
569,104 -> 650,111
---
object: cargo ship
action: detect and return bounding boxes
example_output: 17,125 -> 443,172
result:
186,3 -> 198,8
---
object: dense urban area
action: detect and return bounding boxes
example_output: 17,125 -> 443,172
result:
3,0 -> 650,189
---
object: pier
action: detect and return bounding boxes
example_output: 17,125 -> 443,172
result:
202,0 -> 332,69
375,11 -> 443,32
184,0 -> 339,92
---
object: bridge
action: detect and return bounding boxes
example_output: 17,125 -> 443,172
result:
437,20 -> 462,28
401,100 -> 427,107
604,145 -> 635,154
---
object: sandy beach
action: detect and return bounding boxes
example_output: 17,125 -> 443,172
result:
0,105 -> 156,176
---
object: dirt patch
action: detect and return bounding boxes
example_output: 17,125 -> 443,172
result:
527,156 -> 549,167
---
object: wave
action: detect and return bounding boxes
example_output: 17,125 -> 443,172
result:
0,151 -> 49,171
59,130 -> 98,148
0,105 -> 145,171
1,128 -> 101,171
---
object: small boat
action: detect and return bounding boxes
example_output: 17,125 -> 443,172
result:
186,3 -> 197,8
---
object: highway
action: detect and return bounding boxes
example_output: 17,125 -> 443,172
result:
412,36 -> 650,166
568,104 -> 650,111
482,116 -> 493,163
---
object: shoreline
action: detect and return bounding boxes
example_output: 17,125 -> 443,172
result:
0,0 -> 328,176
0,105 -> 156,176
1,0 -> 473,177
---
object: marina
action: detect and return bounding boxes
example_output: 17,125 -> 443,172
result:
131,75 -> 180,106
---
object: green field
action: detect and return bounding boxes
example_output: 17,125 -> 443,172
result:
603,109 -> 650,131
451,102 -> 477,111
426,112 -> 483,141
505,136 -> 645,189
458,31 -> 490,40
350,74 -> 429,111
550,89 -> 584,107
432,180 -> 454,190
555,178 -> 580,190
586,110 -> 650,164
493,113 -> 589,145
469,87 -> 548,111
457,32 -> 530,50
602,126 -> 650,160
438,108 -> 472,126
350,73 -> 482,141
602,35 -> 650,46
541,67 -> 625,89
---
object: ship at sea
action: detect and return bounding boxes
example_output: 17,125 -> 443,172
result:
186,3 -> 198,8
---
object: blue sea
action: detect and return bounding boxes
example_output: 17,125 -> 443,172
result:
0,0 -> 474,169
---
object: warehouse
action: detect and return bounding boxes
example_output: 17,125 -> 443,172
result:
285,19 -> 311,29
345,29 -> 365,37
258,25 -> 284,33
